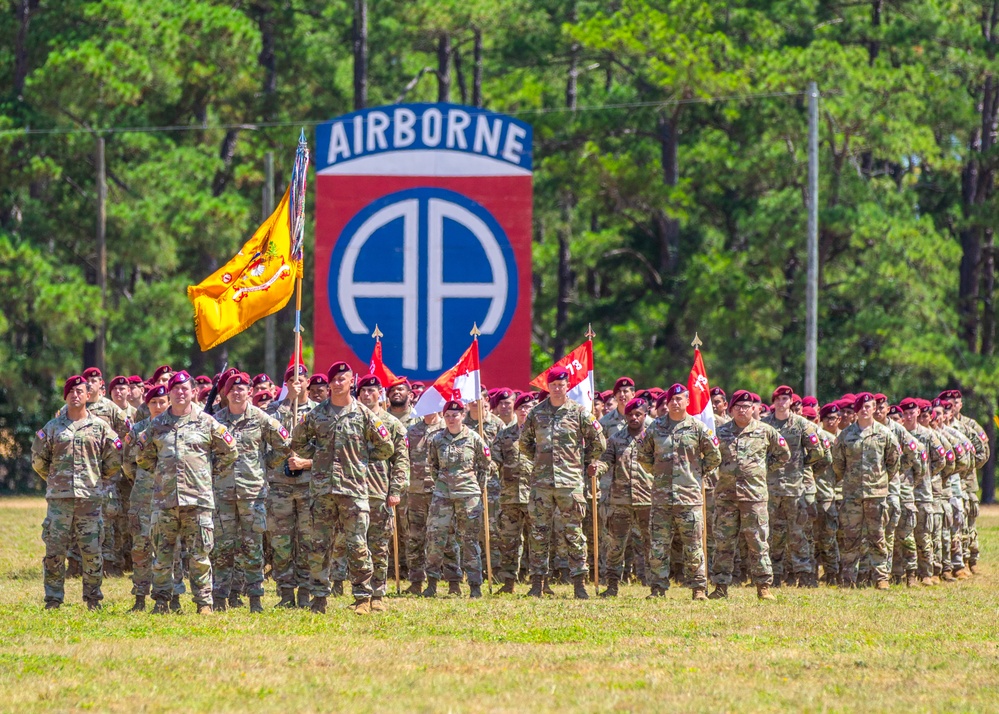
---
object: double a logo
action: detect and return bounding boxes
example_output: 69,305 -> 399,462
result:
329,187 -> 518,379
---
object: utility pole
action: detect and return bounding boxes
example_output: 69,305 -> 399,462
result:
263,151 -> 276,379
805,82 -> 819,397
96,135 -> 107,374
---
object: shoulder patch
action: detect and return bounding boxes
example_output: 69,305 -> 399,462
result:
124,433 -> 132,445
920,450 -> 928,461
36,429 -> 46,440
113,438 -> 123,451
936,445 -> 945,456
979,431 -> 987,441
124,418 -> 132,430
592,418 -> 602,432
279,426 -> 290,439
955,443 -> 964,455
222,429 -> 234,445
778,435 -> 787,447
138,431 -> 147,443
907,440 -> 918,452
712,436 -> 719,446
483,445 -> 491,459
946,450 -> 954,461
808,433 -> 819,445
375,419 -> 389,439
822,437 -> 831,449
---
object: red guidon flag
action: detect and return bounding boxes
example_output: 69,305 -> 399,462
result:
368,340 -> 398,386
529,340 -> 595,412
687,348 -> 716,435
413,340 -> 481,417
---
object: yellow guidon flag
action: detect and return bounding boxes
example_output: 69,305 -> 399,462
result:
188,186 -> 299,351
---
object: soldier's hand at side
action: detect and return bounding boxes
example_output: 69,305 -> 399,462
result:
587,463 -> 598,477
387,495 -> 401,508
288,455 -> 311,470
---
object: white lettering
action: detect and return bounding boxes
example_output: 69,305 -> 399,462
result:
422,108 -> 442,146
367,111 -> 390,151
502,124 -> 527,164
327,122 -> 351,164
353,115 -> 364,155
394,107 -> 416,147
445,109 -> 471,149
473,116 -> 502,156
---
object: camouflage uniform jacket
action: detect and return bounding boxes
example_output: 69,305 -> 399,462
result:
213,404 -> 291,501
813,428 -> 838,501
956,413 -> 990,468
389,408 -> 420,430
519,398 -> 607,492
492,420 -> 532,505
407,419 -> 445,494
831,421 -> 901,500
636,414 -> 721,506
910,423 -> 945,503
931,428 -> 957,500
135,409 -> 238,510
265,398 -> 318,486
599,408 -> 626,433
942,424 -> 972,498
714,411 -> 732,427
121,417 -> 154,512
31,412 -> 122,500
365,407 -> 410,501
714,419 -> 790,502
81,396 -> 131,439
291,398 -> 394,499
427,425 -> 491,499
465,411 -> 504,498
595,425 -> 652,506
761,412 -> 828,498
883,420 -> 922,503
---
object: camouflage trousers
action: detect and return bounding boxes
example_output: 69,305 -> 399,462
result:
813,500 -> 840,577
768,495 -> 808,579
406,492 -> 460,583
102,484 -> 121,567
794,493 -> 818,576
890,504 -> 917,577
309,494 -> 372,599
550,505 -> 570,572
42,498 -> 104,604
367,498 -> 395,597
604,504 -> 651,581
152,506 -> 214,606
932,499 -> 946,575
913,502 -> 935,579
129,506 -> 187,596
427,494 -> 484,585
712,500 -> 772,586
704,489 -> 716,573
212,498 -> 267,598
529,486 -> 588,578
651,503 -> 705,589
880,498 -> 901,579
496,502 -> 530,582
839,498 -> 888,585
267,482 -> 312,590
947,496 -> 965,571
964,494 -> 980,567
116,478 -> 133,570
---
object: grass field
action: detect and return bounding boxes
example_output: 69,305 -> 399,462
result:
2,496 -> 999,713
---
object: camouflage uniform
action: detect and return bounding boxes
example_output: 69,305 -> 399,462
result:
265,399 -> 317,595
711,419 -> 789,586
761,412 -> 827,584
599,408 -> 626,433
122,418 -> 155,596
941,424 -> 972,572
882,422 -> 921,581
637,414 -> 721,590
813,429 -> 840,580
953,415 -> 988,568
363,408 -> 409,597
595,422 -> 652,583
465,411 -> 505,579
931,429 -> 957,576
519,398 -> 606,578
425,426 -> 491,585
406,419 -> 459,583
831,421 -> 901,586
135,409 -> 237,606
31,412 -> 122,605
909,423 -> 946,580
492,419 -> 533,582
211,404 -> 290,599
291,399 -> 394,600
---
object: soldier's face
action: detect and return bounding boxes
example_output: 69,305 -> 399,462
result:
626,408 -> 646,429
616,386 -> 635,405
228,383 -> 250,407
857,401 -> 875,420
358,386 -> 380,408
875,401 -> 888,419
822,414 -> 840,431
148,396 -> 169,418
309,385 -> 329,402
286,375 -> 308,400
65,384 -> 88,409
605,396 -> 617,412
918,411 -> 931,426
840,409 -> 856,425
516,403 -> 533,424
444,409 -> 464,433
86,376 -> 102,398
330,371 -> 352,397
156,372 -> 172,386
548,379 -> 568,400
773,394 -> 791,412
666,393 -> 689,419
129,384 -> 143,401
495,396 -> 515,419
731,402 -> 754,427
111,384 -> 129,404
387,385 -> 410,408
170,381 -> 193,409
593,400 -> 605,418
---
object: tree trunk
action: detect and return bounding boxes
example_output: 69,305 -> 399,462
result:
554,198 -> 573,360
984,402 -> 997,503
437,32 -> 451,103
983,232 -> 996,356
472,29 -> 483,108
13,0 -> 36,98
656,111 -> 681,275
454,48 -> 467,104
257,0 -> 277,120
353,0 -> 368,110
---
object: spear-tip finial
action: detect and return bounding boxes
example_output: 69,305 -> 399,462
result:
372,325 -> 383,340
299,127 -> 307,144
691,333 -> 703,349
585,323 -> 595,340
470,323 -> 481,337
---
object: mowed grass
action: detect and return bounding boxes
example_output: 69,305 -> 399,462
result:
2,497 -> 999,713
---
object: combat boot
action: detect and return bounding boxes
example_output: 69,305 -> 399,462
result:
151,599 -> 170,614
469,584 -> 482,599
85,599 -> 102,612
197,604 -> 213,616
572,574 -> 590,600
170,594 -> 181,612
771,573 -> 783,588
404,581 -> 424,596
370,597 -> 386,612
331,580 -> 344,597
692,587 -> 708,601
310,596 -> 327,614
542,578 -> 556,596
228,592 -> 244,608
757,585 -> 775,600
874,579 -> 889,590
941,571 -> 956,582
646,585 -> 665,599
969,563 -> 979,574
448,581 -> 462,596
213,597 -> 229,612
708,584 -> 728,600
553,568 -> 569,585
296,588 -> 311,609
599,578 -> 619,598
930,575 -> 941,585
497,578 -> 515,594
277,588 -> 296,608
422,578 -> 439,598
954,568 -> 971,580
130,595 -> 146,613
906,573 -> 918,588
526,575 -> 544,598
920,576 -> 934,586
44,600 -> 61,610
249,596 -> 263,613
352,597 -> 372,615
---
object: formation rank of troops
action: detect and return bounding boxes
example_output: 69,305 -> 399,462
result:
31,362 -> 989,613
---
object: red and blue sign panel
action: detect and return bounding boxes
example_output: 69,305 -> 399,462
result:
314,104 -> 533,385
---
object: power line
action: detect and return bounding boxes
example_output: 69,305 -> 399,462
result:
0,90 -> 815,138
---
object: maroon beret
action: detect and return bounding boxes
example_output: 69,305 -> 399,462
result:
327,361 -> 352,378
194,375 -> 213,386
357,374 -> 382,390
127,375 -> 144,385
151,365 -> 172,382
82,367 -> 102,379
802,396 -> 818,408
801,406 -> 818,419
63,375 -> 86,399
840,393 -> 856,402
899,397 -> 920,411
853,392 -> 875,410
443,399 -> 465,413
666,383 -> 688,399
600,390 -> 614,401
222,372 -> 251,395
490,388 -> 514,409
284,364 -> 308,381
613,376 -> 635,392
411,381 -> 425,390
167,371 -> 192,390
819,402 -> 840,419
388,377 -> 410,390
791,393 -> 803,407
251,391 -> 272,406
252,373 -> 272,387
772,385 -> 793,399
710,387 -> 726,398
938,389 -> 962,400
919,399 -> 934,414
888,404 -> 902,416
308,374 -> 329,387
625,397 -> 648,414
759,404 -> 771,414
729,390 -> 753,409
514,393 -> 536,410
837,398 -> 856,412
874,393 -> 888,403
750,393 -> 762,404
593,392 -> 606,403
108,375 -> 128,388
547,366 -> 569,382
144,384 -> 168,403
